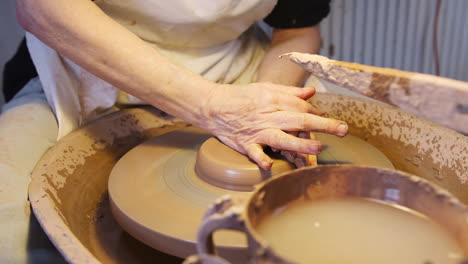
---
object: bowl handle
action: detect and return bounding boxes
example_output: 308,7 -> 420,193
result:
196,195 -> 289,264
183,253 -> 231,264
196,195 -> 249,258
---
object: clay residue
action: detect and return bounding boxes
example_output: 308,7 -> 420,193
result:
285,52 -> 468,133
283,53 -> 381,103
29,107 -> 187,263
196,136 -> 294,191
310,94 -> 467,187
29,99 -> 468,264
367,73 -> 396,104
90,193 -> 182,263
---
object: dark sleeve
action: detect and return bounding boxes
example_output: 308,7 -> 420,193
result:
264,0 -> 331,29
3,38 -> 38,102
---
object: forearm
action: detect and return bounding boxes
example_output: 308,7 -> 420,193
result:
16,0 -> 214,125
256,26 -> 321,86
15,1 -> 347,170
256,26 -> 323,167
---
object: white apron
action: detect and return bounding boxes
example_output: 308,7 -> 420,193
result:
27,0 -> 278,139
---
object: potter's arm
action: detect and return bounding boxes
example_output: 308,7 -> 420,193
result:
256,26 -> 325,167
16,0 -> 348,169
16,0 -> 214,124
256,26 -> 321,86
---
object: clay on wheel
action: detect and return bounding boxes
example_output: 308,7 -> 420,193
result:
108,126 -> 394,259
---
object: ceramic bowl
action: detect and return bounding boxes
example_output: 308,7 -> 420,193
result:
192,165 -> 468,264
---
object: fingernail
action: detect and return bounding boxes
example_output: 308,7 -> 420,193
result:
312,105 -> 326,116
303,87 -> 315,95
337,123 -> 348,137
263,159 -> 273,170
316,142 -> 323,152
311,140 -> 323,153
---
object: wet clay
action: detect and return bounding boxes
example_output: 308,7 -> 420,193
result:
108,126 -> 251,262
30,108 -> 186,263
195,136 -> 294,191
28,94 -> 467,263
194,132 -> 394,191
108,127 -> 394,259
256,197 -> 463,264
244,166 -> 468,264
196,132 -> 394,192
309,94 -> 467,197
315,132 -> 394,168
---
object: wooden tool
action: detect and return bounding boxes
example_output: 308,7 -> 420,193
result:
284,52 -> 468,134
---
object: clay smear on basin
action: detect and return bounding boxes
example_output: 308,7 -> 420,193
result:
256,197 -> 463,264
285,52 -> 468,134
28,94 -> 467,264
310,94 -> 467,201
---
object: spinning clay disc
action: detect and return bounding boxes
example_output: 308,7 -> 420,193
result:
108,126 -> 394,258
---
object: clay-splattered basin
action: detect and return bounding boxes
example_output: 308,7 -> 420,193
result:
194,165 -> 468,263
29,93 -> 467,263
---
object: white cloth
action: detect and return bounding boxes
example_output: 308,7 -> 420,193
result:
0,78 -> 65,263
27,0 -> 277,139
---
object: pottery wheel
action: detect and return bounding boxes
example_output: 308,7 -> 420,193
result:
108,126 -> 394,259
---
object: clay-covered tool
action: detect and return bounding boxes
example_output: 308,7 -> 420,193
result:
284,52 -> 468,134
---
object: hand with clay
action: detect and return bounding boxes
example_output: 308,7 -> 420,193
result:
251,26 -> 349,168
276,131 -> 319,168
199,83 -> 348,170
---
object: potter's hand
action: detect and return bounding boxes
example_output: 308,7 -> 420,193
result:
274,131 -> 318,168
200,83 -> 348,170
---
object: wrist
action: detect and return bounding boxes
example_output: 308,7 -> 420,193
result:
191,81 -> 221,129
159,71 -> 218,128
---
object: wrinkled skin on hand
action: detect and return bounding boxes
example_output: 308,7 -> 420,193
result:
200,82 -> 348,170
274,131 -> 318,168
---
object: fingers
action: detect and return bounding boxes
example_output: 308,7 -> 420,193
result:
309,104 -> 325,116
280,149 -> 295,163
256,83 -> 325,115
296,86 -> 316,100
277,131 -> 311,168
245,144 -> 273,170
277,95 -> 325,116
298,131 -> 318,167
281,131 -> 317,168
298,131 -> 312,140
258,129 -> 323,154
266,84 -> 316,100
271,112 -> 349,137
294,153 -> 311,167
281,150 -> 311,168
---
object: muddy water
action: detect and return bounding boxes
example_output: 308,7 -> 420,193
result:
255,197 -> 463,264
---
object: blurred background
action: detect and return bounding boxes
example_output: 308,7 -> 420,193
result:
319,0 -> 468,80
1,0 -> 467,109
0,0 -> 24,107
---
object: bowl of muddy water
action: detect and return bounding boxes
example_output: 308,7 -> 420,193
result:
191,165 -> 468,264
